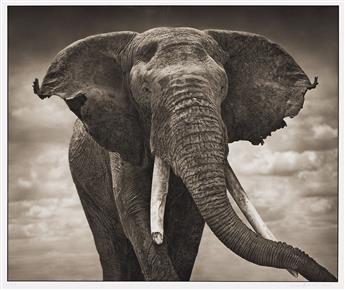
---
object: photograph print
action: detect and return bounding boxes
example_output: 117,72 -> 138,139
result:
6,5 -> 339,282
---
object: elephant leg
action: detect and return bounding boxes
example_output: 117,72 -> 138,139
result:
73,179 -> 143,280
69,120 -> 143,280
165,174 -> 205,280
110,153 -> 179,281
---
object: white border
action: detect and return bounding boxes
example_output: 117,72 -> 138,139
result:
1,1 -> 344,290
1,1 -> 9,290
338,1 -> 344,289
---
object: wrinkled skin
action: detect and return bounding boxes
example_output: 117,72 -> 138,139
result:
34,27 -> 337,281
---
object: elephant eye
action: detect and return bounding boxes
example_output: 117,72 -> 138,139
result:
139,42 -> 158,62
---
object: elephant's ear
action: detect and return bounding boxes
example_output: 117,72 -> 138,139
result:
205,29 -> 315,145
34,32 -> 146,165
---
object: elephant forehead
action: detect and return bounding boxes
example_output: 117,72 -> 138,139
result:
139,27 -> 204,41
131,27 -> 227,67
135,27 -> 218,51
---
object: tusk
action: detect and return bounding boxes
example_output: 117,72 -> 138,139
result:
150,157 -> 170,245
225,162 -> 298,278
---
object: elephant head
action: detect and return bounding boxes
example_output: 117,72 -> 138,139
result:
33,27 -> 335,281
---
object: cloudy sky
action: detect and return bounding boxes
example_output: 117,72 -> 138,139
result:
8,6 -> 338,281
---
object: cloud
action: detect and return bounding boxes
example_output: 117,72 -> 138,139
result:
9,62 -> 76,145
312,124 -> 338,140
260,118 -> 338,153
9,196 -> 84,235
229,140 -> 337,177
9,142 -> 75,202
9,222 -> 52,239
25,201 -> 59,219
287,195 -> 338,230
234,150 -> 322,176
307,198 -> 334,215
16,178 -> 33,189
296,151 -> 338,198
227,143 -> 337,230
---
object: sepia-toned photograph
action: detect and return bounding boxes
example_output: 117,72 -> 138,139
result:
2,4 -> 342,286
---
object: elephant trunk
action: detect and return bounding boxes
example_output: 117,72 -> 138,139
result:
151,76 -> 336,282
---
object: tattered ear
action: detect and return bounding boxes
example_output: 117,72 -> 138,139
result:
205,29 -> 315,145
33,32 -> 146,165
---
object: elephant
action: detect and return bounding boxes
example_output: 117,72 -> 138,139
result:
33,27 -> 336,282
